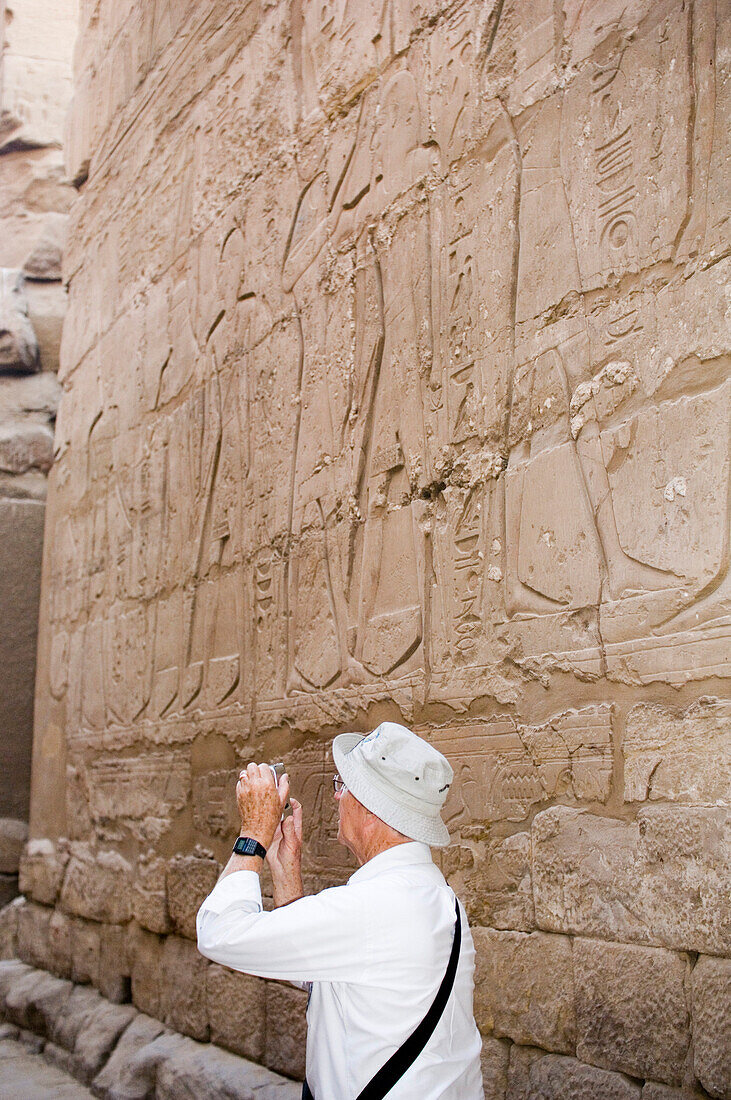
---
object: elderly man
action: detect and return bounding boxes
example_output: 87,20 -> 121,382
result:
197,721 -> 484,1099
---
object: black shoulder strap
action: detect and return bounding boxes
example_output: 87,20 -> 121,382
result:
302,897 -> 462,1100
358,895 -> 462,1100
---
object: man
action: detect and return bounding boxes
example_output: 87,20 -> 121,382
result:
197,721 -> 484,1099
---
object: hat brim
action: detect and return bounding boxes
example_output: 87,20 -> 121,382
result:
333,732 -> 451,847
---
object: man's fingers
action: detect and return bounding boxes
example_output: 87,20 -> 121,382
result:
291,798 -> 303,841
278,773 -> 290,809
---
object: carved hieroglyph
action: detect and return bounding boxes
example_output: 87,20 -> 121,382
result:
27,3 -> 730,1080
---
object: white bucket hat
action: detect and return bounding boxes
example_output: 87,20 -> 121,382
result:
332,722 -> 454,847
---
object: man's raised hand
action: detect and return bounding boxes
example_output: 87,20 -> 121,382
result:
236,763 -> 290,851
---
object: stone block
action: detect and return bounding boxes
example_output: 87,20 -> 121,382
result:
50,984 -> 103,1052
574,938 -> 691,1085
154,1033 -> 303,1100
4,967 -> 72,1035
0,420 -> 54,473
624,699 -> 731,805
0,819 -> 28,874
161,935 -> 209,1042
474,928 -> 575,1053
207,962 -> 267,1062
0,957 -> 32,1007
263,982 -> 307,1080
166,854 -> 219,941
507,1045 -> 549,1100
524,1053 -> 642,1099
23,212 -> 67,280
70,916 -> 101,985
532,806 -> 730,954
642,1086 -> 710,1099
98,923 -> 130,1004
19,839 -> 68,906
16,900 -> 53,971
60,844 -> 133,924
127,923 -> 164,1019
0,896 -> 23,959
47,908 -> 72,979
481,1035 -> 509,1100
0,876 -> 18,908
452,834 -> 535,932
691,956 -> 731,1100
91,1012 -> 167,1099
131,853 -> 170,935
71,1000 -> 136,1085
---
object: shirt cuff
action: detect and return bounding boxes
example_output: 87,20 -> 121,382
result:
200,869 -> 263,915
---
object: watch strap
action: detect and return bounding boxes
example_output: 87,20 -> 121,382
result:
233,836 -> 267,859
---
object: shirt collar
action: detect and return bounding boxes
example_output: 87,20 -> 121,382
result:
348,841 -> 433,884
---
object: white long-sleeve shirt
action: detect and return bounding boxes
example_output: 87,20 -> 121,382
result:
197,842 -> 484,1100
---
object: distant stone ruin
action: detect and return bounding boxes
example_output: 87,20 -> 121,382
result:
9,2 -> 731,1098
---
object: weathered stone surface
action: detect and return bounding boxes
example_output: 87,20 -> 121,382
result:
166,854 -> 219,941
0,897 -> 23,958
624,699 -> 731,805
19,839 -> 68,906
532,806 -> 730,954
161,936 -> 209,1043
506,1045 -> 549,1100
691,956 -> 731,1100
97,924 -> 130,1004
50,985 -> 104,1054
60,845 -> 133,924
4,967 -> 72,1035
47,908 -> 73,979
91,1012 -> 167,1099
23,213 -> 68,281
69,916 -> 101,986
474,928 -> 575,1053
443,833 -> 535,932
574,938 -> 691,1085
207,963 -> 266,1063
0,270 -> 39,374
17,900 -> 53,971
263,982 -> 307,1081
0,875 -> 18,908
0,819 -> 29,874
0,957 -> 33,1005
71,1001 -> 136,1085
481,1035 -> 509,1100
127,924 -> 164,1020
20,0 -> 731,1092
525,1053 -> 642,1100
131,854 -> 170,935
0,420 -> 54,474
642,1086 -> 710,1100
0,499 -> 44,822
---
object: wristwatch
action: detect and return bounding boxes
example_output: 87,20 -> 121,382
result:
233,836 -> 267,859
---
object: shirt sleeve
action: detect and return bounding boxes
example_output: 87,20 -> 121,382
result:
197,871 -> 372,983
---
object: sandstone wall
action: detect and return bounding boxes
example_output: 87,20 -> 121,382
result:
0,0 -> 76,900
25,1 -> 731,1097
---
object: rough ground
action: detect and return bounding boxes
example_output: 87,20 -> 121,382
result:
0,1037 -> 93,1098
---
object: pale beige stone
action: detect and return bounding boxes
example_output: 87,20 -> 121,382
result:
166,854 -> 219,941
532,806 -> 730,954
0,819 -> 28,874
161,935 -> 209,1043
481,1036 -> 509,1100
525,1053 -> 642,1099
691,956 -> 731,1100
624,698 -> 731,805
18,839 -> 68,906
474,928 -> 575,1053
131,853 -> 170,935
206,963 -> 267,1063
0,897 -> 23,959
574,938 -> 691,1085
16,900 -> 53,971
127,923 -> 164,1020
91,1012 -> 167,1099
71,1000 -> 136,1085
60,845 -> 133,924
264,982 -> 307,1081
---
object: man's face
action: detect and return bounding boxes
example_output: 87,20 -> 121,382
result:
335,785 -> 365,857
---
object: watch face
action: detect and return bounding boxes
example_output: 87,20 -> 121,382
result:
235,837 -> 264,857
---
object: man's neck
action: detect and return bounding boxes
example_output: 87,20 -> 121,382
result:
356,833 -> 412,867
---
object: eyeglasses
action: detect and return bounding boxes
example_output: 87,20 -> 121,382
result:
333,774 -> 346,794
